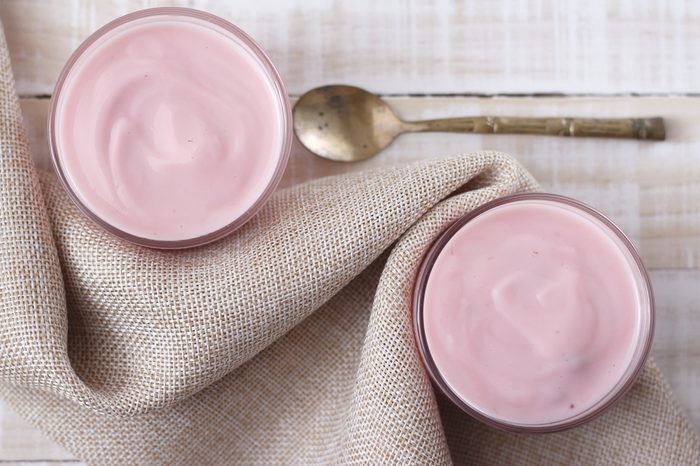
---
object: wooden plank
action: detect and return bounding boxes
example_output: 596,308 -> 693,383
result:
0,396 -> 76,462
652,269 -> 700,429
3,0 -> 700,96
21,96 -> 700,269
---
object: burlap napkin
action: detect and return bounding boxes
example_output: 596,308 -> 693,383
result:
0,24 -> 698,466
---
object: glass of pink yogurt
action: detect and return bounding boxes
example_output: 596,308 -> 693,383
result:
413,193 -> 654,432
49,8 -> 292,248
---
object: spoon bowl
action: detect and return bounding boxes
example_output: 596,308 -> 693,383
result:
293,85 -> 403,162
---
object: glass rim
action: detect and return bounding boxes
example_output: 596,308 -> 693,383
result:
47,7 -> 293,249
412,192 -> 655,433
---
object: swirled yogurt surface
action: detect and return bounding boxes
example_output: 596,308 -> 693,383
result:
54,15 -> 284,242
423,199 -> 641,424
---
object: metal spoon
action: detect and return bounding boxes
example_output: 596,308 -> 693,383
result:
292,85 -> 665,162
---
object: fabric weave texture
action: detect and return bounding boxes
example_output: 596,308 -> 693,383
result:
0,23 -> 698,465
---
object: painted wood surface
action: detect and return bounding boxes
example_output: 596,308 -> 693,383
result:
1,0 -> 699,462
24,96 -> 700,269
2,0 -> 700,96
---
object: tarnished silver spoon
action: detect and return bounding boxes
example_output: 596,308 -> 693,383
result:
293,85 -> 665,162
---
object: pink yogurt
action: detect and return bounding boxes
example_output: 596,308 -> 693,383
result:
414,194 -> 654,431
50,8 -> 291,248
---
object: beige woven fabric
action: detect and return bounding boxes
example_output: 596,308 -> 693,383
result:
0,24 -> 698,466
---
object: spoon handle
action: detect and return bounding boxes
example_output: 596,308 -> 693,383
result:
404,116 -> 665,140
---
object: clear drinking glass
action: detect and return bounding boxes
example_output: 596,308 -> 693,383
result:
412,193 -> 655,432
48,8 -> 292,249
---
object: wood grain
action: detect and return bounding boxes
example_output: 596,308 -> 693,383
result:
21,96 -> 700,269
2,0 -> 700,96
652,269 -> 700,428
0,394 -> 75,462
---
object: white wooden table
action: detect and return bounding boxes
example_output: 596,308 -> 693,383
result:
2,1 -> 699,464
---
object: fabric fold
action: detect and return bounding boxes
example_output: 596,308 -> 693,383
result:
13,150 -> 533,417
